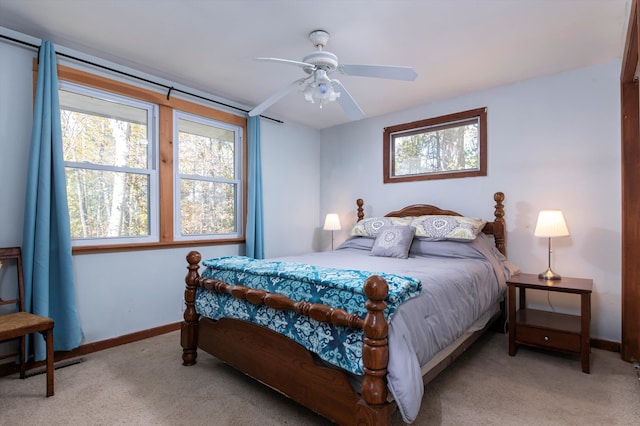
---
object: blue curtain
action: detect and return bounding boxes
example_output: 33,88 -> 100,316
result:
22,40 -> 83,361
245,116 -> 264,259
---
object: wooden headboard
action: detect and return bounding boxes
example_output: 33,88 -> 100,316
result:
355,192 -> 506,255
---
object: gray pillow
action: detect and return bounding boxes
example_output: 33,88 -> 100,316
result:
336,236 -> 375,251
410,237 -> 483,258
370,225 -> 415,259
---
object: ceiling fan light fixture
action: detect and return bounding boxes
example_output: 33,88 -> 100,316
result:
304,69 -> 340,108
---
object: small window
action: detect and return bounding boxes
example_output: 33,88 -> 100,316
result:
383,108 -> 487,183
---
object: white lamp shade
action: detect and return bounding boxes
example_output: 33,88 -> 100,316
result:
323,213 -> 341,231
534,210 -> 569,238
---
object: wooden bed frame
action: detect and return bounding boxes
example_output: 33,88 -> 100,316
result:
181,192 -> 506,425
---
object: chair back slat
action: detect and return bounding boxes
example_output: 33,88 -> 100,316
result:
0,247 -> 25,313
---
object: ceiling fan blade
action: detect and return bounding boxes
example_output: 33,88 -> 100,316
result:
256,57 -> 315,71
331,79 -> 364,121
338,64 -> 417,81
248,77 -> 309,117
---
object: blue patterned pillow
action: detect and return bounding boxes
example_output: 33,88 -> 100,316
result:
370,225 -> 415,259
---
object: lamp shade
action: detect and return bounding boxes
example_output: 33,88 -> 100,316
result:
534,210 -> 569,238
323,213 -> 341,231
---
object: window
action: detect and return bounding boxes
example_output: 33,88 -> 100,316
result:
383,108 -> 487,183
174,112 -> 242,241
54,64 -> 246,252
60,82 -> 159,246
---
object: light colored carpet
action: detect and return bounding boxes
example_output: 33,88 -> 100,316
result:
0,330 -> 638,425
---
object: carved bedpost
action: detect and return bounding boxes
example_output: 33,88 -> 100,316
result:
361,275 -> 389,406
493,192 -> 506,255
182,251 -> 201,366
357,198 -> 364,222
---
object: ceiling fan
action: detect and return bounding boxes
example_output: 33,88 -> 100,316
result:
248,30 -> 418,120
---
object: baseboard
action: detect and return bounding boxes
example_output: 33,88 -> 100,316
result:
0,321 -> 181,378
591,337 -> 621,352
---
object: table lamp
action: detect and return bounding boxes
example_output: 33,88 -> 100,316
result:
534,209 -> 570,280
323,213 -> 341,250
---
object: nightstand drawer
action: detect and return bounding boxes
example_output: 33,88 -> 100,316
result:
516,325 -> 581,353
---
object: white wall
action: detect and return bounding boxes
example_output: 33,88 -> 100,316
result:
0,32 -> 321,345
321,60 -> 622,342
261,119 -> 321,257
0,40 -> 32,247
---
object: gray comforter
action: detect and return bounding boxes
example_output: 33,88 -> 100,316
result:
275,233 -> 519,423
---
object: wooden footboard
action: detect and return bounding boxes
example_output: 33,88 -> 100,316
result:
181,251 -> 394,425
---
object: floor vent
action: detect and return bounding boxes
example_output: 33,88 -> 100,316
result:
24,358 -> 84,378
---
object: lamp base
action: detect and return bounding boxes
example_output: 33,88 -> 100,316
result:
538,267 -> 561,281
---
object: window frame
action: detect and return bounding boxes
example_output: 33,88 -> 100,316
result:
383,107 -> 487,183
47,63 -> 247,254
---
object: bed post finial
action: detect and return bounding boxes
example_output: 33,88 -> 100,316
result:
494,192 -> 505,223
493,192 -> 506,255
182,251 -> 201,366
361,275 -> 389,406
357,198 -> 364,222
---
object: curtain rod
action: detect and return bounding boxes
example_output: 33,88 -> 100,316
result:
0,34 -> 283,124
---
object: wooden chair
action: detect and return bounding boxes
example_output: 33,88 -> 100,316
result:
0,247 -> 54,397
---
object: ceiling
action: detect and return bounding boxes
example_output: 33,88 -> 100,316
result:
0,0 -> 631,130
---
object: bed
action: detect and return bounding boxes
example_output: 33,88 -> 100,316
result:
181,191 -> 515,425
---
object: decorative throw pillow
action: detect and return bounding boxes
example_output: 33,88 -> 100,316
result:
351,217 -> 414,238
370,225 -> 415,259
411,215 -> 487,241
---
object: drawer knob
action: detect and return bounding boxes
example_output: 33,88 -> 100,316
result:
544,336 -> 549,341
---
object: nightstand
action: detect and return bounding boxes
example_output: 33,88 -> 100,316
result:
507,273 -> 593,373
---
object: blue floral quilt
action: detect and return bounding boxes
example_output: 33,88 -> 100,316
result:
195,256 -> 422,375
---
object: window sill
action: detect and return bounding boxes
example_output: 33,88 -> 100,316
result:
71,238 -> 245,255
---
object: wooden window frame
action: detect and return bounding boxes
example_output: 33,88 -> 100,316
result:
39,63 -> 247,254
383,107 -> 487,183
